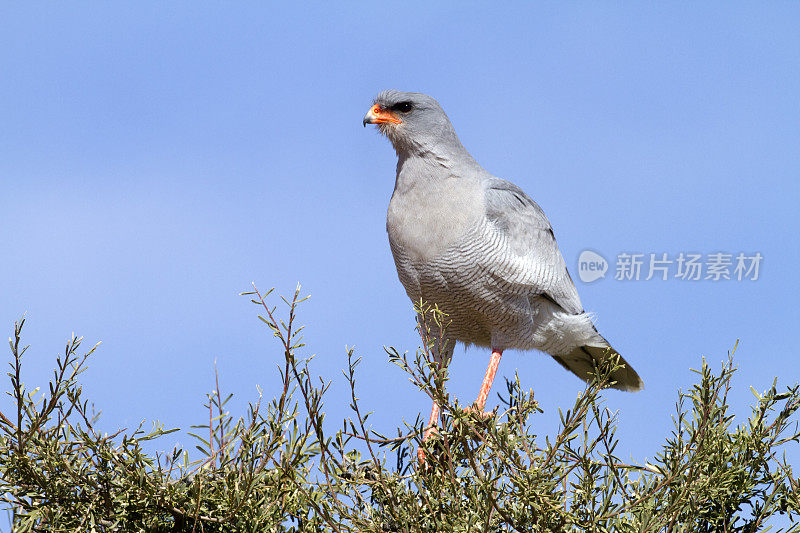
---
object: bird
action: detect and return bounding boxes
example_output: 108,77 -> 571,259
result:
363,90 -> 642,454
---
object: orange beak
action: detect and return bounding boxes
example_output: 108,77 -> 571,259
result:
363,104 -> 402,127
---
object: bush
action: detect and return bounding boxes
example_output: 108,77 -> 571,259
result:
1,285 -> 798,531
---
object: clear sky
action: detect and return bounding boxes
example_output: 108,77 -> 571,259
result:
2,1 -> 798,504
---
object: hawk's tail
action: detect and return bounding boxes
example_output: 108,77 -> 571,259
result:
552,342 -> 643,392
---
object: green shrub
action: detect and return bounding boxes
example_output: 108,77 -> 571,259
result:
1,285 -> 798,531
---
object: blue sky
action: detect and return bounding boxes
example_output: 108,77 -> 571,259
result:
2,1 -> 799,503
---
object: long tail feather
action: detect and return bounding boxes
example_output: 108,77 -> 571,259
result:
552,343 -> 643,392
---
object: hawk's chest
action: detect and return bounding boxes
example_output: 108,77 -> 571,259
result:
386,175 -> 484,263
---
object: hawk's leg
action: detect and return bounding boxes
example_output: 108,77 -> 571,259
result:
468,348 -> 503,418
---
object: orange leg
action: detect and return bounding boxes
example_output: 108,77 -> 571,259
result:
417,401 -> 441,462
424,402 -> 441,439
473,349 -> 503,413
418,349 -> 503,462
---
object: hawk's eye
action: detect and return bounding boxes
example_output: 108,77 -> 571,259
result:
393,101 -> 414,113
